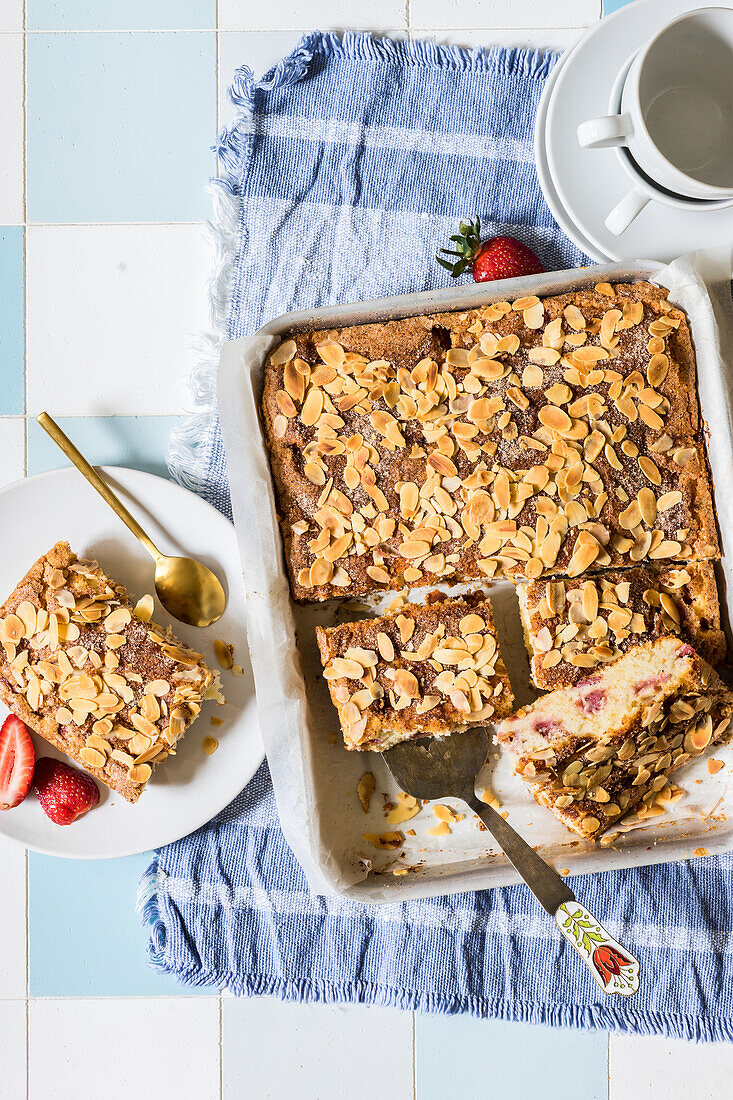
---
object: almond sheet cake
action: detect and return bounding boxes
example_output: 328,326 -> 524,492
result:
518,561 -> 726,689
261,280 -> 719,602
0,541 -> 219,803
315,591 -> 513,751
496,637 -> 733,841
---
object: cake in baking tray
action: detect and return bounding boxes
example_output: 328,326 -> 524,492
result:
0,541 -> 220,803
518,561 -> 726,690
495,636 -> 733,842
315,590 -> 514,751
261,280 -> 719,602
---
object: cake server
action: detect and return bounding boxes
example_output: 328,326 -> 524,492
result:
36,412 -> 226,628
383,726 -> 641,997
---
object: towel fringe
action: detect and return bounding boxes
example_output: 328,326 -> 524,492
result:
136,855 -> 168,965
134,959 -> 733,1043
166,180 -> 239,500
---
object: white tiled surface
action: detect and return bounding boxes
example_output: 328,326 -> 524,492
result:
4,0 -> 732,1097
0,840 -> 26,999
29,998 -> 220,1099
0,419 -> 26,488
0,34 -> 24,225
223,999 -> 415,1098
26,225 -> 211,417
610,1033 -> 733,1099
0,1001 -> 27,1097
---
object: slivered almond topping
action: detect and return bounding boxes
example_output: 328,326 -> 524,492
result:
214,639 -> 234,670
563,304 -> 586,330
528,347 -> 559,366
270,339 -> 296,366
539,406 -> 572,432
104,607 -> 131,634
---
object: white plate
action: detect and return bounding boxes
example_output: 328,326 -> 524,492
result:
0,466 -> 263,859
535,0 -> 733,262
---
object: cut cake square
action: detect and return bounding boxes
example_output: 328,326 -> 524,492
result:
496,636 -> 733,841
316,591 -> 514,751
518,561 -> 726,689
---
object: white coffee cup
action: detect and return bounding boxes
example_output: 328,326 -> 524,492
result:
577,7 -> 733,234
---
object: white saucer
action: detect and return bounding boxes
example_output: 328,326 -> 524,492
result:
535,0 -> 733,262
0,466 -> 264,859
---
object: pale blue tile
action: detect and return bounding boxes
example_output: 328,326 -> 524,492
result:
603,0 -> 636,12
27,33 -> 216,223
29,852 -> 217,995
417,1015 -> 608,1100
0,228 -> 24,415
27,415 -> 182,478
28,0 -> 215,30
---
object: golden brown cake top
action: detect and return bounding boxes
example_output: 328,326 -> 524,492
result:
262,280 -> 718,602
519,562 -> 726,689
0,541 -> 217,802
315,591 -> 514,751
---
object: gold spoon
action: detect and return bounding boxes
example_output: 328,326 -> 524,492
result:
36,412 -> 226,628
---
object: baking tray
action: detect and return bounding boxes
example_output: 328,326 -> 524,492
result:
218,255 -> 733,903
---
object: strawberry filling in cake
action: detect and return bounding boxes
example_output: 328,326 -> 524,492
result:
496,636 -> 733,841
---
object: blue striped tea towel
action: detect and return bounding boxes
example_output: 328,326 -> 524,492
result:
141,32 -> 733,1041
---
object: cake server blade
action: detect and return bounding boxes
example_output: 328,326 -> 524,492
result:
382,727 -> 641,996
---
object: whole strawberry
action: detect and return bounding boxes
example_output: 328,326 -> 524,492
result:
0,714 -> 36,810
437,216 -> 544,282
33,757 -> 99,825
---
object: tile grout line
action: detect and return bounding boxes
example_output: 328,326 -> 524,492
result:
219,994 -> 224,1100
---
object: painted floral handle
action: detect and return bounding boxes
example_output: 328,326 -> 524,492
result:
555,901 -> 640,996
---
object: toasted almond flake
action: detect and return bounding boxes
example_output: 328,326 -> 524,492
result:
523,301 -> 544,329
673,447 -> 695,466
637,487 -> 657,527
270,339 -> 296,366
131,594 -> 154,623
104,607 -> 131,634
201,736 -> 218,756
398,540 -> 431,560
387,801 -> 421,825
428,822 -> 451,837
637,456 -> 661,485
80,746 -> 106,769
564,304 -> 586,331
362,831 -> 403,849
460,614 -> 485,634
693,847 -> 710,858
538,405 -> 572,432
214,639 -> 234,671
528,346 -> 560,366
648,540 -> 682,559
128,763 -> 153,784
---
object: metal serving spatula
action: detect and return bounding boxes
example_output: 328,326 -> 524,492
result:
383,727 -> 640,997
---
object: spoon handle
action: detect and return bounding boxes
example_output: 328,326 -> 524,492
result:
36,412 -> 161,562
468,798 -> 640,996
468,796 -> 573,914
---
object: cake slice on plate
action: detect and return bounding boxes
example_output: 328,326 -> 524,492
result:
0,541 -> 220,804
496,636 -> 733,841
316,590 -> 514,751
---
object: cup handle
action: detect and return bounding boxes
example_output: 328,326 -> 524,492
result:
604,187 -> 650,235
577,114 -> 633,150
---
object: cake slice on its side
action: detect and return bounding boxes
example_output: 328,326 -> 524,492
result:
496,636 -> 733,841
517,561 -> 726,690
315,590 -> 514,751
0,541 -> 220,804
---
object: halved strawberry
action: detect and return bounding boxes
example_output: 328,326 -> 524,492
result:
0,714 -> 36,810
33,757 -> 99,826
